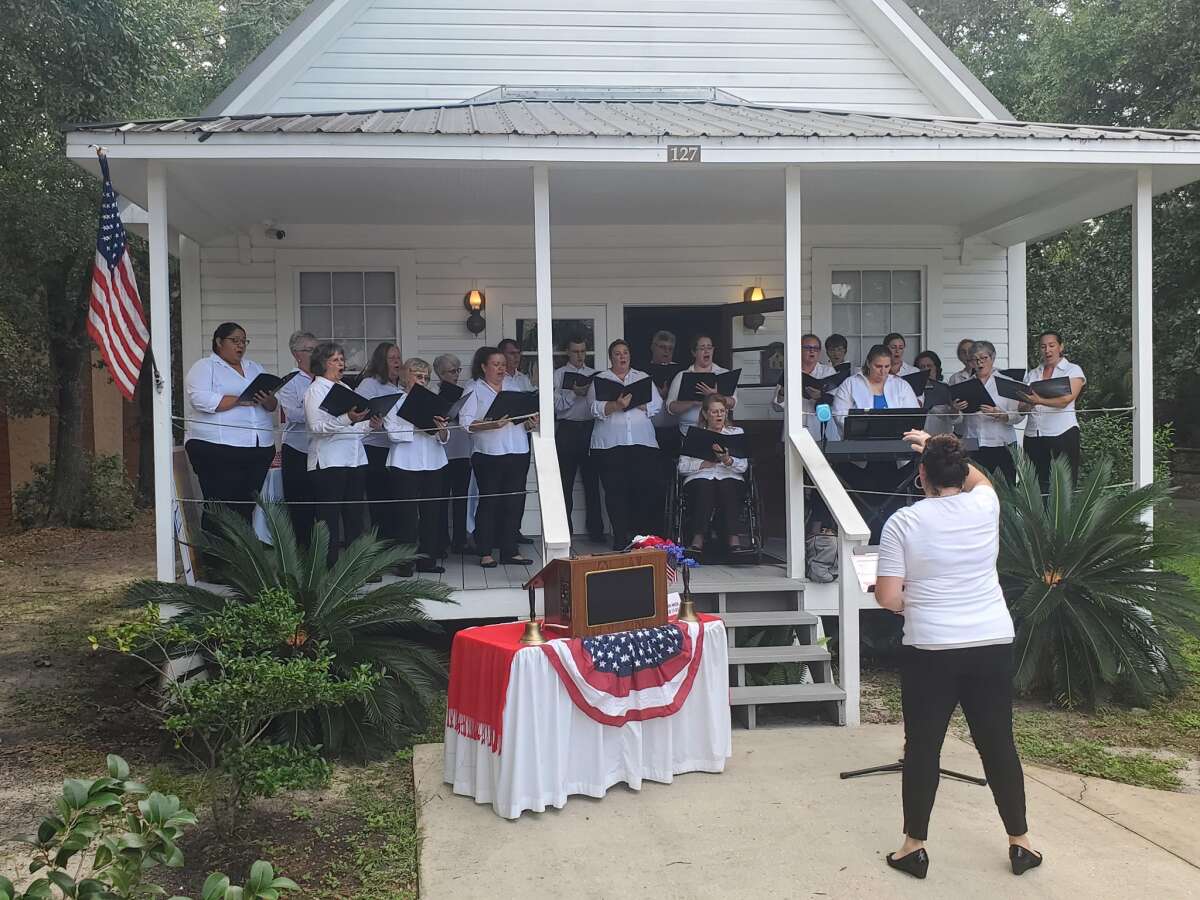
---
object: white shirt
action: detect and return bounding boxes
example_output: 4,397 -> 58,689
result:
356,376 -> 403,448
434,380 -> 472,461
384,395 -> 449,471
666,364 -> 739,434
506,369 -> 535,392
830,373 -> 921,430
1024,358 -> 1086,437
276,367 -> 314,453
184,354 -> 275,447
649,363 -> 679,430
553,364 -> 596,422
677,426 -> 748,485
878,485 -> 1015,649
894,362 -> 920,377
589,368 -> 662,450
948,367 -> 974,386
459,377 -> 531,457
303,376 -> 371,471
960,374 -> 1024,448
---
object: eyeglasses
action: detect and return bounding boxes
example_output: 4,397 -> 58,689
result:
971,354 -> 993,364
224,337 -> 249,347
443,366 -> 463,374
801,344 -> 821,351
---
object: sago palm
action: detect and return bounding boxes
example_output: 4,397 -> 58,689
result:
126,501 -> 455,752
994,451 -> 1199,709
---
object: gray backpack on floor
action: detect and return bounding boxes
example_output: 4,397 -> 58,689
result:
805,533 -> 838,583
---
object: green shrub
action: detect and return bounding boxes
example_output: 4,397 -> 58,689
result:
13,453 -> 136,530
1079,414 -> 1174,487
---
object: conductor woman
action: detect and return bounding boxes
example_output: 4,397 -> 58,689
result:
875,431 -> 1042,880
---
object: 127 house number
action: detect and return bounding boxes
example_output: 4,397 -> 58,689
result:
667,145 -> 701,163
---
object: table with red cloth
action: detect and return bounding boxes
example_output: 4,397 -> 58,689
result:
443,614 -> 731,819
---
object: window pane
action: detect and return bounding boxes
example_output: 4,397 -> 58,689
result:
332,306 -> 365,338
332,271 -> 363,305
845,337 -> 862,368
365,306 -> 396,339
862,303 -> 890,335
300,306 -> 331,338
893,303 -> 921,334
299,271 -> 331,303
832,303 -> 859,335
831,271 -> 860,302
862,270 -> 891,301
892,270 -> 921,302
342,341 -> 366,371
364,271 -> 395,303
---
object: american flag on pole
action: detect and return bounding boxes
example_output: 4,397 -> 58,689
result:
88,154 -> 149,400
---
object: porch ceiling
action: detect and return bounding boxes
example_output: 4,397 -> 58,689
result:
71,157 -> 1200,246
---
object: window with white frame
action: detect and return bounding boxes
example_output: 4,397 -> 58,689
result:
830,269 -> 922,367
298,270 -> 397,372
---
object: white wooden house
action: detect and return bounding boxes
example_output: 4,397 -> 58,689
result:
67,0 -> 1200,726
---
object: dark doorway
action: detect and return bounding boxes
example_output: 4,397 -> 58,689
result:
623,305 -> 723,370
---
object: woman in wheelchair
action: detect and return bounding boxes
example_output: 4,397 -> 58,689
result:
677,394 -> 747,556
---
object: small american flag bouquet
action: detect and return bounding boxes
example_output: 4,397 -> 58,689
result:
627,535 -> 699,583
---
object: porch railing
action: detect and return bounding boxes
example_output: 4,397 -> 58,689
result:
788,427 -> 870,726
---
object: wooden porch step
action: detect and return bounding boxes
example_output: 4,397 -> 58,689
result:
727,645 -> 830,665
730,683 -> 846,706
719,610 -> 819,628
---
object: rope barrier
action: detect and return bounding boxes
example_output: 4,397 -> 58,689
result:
177,489 -> 537,506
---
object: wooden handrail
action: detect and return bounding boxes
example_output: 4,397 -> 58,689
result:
787,427 -> 871,542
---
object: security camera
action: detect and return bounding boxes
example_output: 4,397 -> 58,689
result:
271,229 -> 286,240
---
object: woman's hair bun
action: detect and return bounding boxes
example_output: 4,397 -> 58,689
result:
922,433 -> 969,490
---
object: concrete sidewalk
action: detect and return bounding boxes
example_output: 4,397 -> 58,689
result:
414,724 -> 1200,899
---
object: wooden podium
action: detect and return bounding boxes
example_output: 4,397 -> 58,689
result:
525,550 -> 669,638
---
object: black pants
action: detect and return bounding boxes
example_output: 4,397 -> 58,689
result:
280,444 -> 315,547
556,419 -> 604,537
472,453 -> 526,559
389,466 -> 446,561
972,444 -> 1018,486
901,643 -> 1028,841
653,426 -> 682,534
441,457 -> 472,552
310,465 -> 366,565
184,440 -> 275,534
685,477 -> 745,546
363,444 -> 394,539
1024,427 -> 1081,494
595,444 -> 659,550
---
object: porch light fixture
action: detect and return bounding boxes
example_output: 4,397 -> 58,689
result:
743,281 -> 766,331
464,286 -> 486,335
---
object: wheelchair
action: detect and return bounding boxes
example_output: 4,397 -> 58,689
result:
665,463 -> 766,564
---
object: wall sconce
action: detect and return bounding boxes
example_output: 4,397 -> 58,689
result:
743,281 -> 766,331
464,286 -> 486,335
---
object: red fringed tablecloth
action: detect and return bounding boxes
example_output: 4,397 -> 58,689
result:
445,621 -> 527,753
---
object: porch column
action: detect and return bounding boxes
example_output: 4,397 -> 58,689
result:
533,166 -> 555,426
1132,168 -> 1154,523
147,161 -> 174,581
784,166 -> 805,579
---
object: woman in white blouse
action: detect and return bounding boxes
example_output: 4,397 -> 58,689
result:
1019,330 -> 1087,491
914,350 -> 961,437
952,341 -> 1024,484
459,347 -> 539,569
275,330 -> 319,546
385,358 -> 450,576
433,353 -> 472,556
677,395 -> 748,556
183,322 -> 278,531
357,342 -> 405,540
304,341 -> 379,564
589,339 -> 662,550
666,333 -> 737,434
885,332 -> 920,377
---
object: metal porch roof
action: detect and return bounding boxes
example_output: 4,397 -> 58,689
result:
71,99 -> 1200,143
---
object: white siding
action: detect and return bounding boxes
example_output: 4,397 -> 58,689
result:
268,0 -> 943,115
941,245 -> 1011,367
193,244 -> 281,374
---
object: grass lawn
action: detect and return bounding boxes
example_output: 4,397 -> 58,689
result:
861,508 -> 1200,792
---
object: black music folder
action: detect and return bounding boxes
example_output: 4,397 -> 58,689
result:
993,377 -> 1031,402
561,371 -> 595,391
593,376 -> 653,406
397,384 -> 450,430
366,392 -> 404,418
994,375 -> 1072,402
842,409 -> 927,441
681,426 -> 749,462
677,368 -> 741,398
901,370 -> 930,396
318,382 -> 371,418
648,363 -> 684,389
922,380 -> 953,410
949,377 -> 997,414
1000,368 -> 1027,382
800,368 -> 852,397
483,390 -> 539,421
238,370 -> 299,402
436,381 -> 464,404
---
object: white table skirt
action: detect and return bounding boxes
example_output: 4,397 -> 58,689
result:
444,619 -> 731,819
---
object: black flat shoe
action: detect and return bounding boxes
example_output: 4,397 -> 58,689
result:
886,848 -> 929,879
1010,846 -> 1042,876
416,562 -> 445,574
501,555 -> 534,566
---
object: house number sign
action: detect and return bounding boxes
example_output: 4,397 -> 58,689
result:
666,144 -> 701,163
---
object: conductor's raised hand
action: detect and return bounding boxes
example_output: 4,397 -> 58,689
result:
902,429 -> 931,454
347,406 -> 371,423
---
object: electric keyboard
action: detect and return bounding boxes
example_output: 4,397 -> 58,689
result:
822,438 -> 979,463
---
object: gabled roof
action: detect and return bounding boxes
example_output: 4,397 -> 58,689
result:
76,99 -> 1197,142
201,0 -> 1012,120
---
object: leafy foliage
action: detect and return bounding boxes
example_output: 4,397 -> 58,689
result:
0,754 -> 296,900
995,451 -> 1200,708
14,454 -> 137,530
122,503 -> 454,753
1079,415 -> 1174,487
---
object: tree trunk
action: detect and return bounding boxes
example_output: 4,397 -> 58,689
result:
44,263 -> 94,526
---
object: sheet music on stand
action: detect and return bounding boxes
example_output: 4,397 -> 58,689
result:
852,551 -> 879,594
